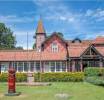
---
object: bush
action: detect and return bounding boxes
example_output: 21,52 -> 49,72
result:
84,67 -> 101,76
0,73 -> 27,82
84,67 -> 104,86
16,73 -> 27,82
86,76 -> 104,86
34,72 -> 84,82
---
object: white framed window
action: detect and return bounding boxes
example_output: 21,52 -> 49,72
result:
56,61 -> 60,72
51,62 -> 55,72
30,62 -> 35,72
45,62 -> 50,72
62,61 -> 66,72
74,40 -> 80,44
52,43 -> 58,52
18,62 -> 23,72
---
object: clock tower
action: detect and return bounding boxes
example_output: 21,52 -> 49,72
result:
35,17 -> 46,52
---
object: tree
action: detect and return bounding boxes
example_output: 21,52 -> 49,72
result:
57,32 -> 63,38
33,43 -> 36,49
15,46 -> 23,50
0,23 -> 16,50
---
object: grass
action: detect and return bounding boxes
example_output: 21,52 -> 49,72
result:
0,82 -> 104,100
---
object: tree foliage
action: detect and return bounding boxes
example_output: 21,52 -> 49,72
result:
0,23 -> 16,50
57,32 -> 63,38
33,43 -> 36,49
15,46 -> 23,50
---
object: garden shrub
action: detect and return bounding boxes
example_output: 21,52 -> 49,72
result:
16,73 -> 27,82
84,67 -> 100,76
34,72 -> 84,82
0,73 -> 27,82
84,67 -> 104,86
86,76 -> 104,86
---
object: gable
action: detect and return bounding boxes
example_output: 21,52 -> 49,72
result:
80,45 -> 102,58
42,34 -> 67,52
41,32 -> 68,46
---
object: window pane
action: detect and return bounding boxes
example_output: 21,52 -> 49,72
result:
45,62 -> 49,72
30,62 -> 34,72
13,62 -> 17,71
18,62 -> 23,72
51,62 -> 55,72
52,43 -> 58,52
62,61 -> 66,72
56,62 -> 60,72
24,62 -> 28,72
36,62 -> 40,72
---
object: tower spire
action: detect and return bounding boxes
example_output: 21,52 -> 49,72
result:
36,16 -> 45,34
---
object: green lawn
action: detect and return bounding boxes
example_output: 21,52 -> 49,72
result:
0,82 -> 104,100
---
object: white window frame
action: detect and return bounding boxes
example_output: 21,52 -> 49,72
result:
52,43 -> 58,52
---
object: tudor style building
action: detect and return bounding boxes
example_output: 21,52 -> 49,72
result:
0,17 -> 104,73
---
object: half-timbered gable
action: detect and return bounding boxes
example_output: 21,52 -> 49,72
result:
41,32 -> 68,52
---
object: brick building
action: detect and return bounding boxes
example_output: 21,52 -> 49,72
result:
0,17 -> 104,73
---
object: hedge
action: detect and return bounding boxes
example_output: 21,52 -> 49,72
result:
84,67 -> 104,76
34,72 -> 85,82
86,76 -> 104,86
0,73 -> 27,82
84,67 -> 104,86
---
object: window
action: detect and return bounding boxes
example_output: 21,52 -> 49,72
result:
45,62 -> 50,72
62,61 -> 66,72
1,62 -> 9,72
12,62 -> 17,71
103,61 -> 104,67
30,62 -> 35,72
74,40 -> 80,44
56,62 -> 60,72
36,62 -> 40,72
51,62 -> 55,72
24,62 -> 28,72
52,43 -> 58,52
18,62 -> 23,72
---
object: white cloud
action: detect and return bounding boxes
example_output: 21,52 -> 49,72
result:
0,14 -> 35,23
84,31 -> 104,39
85,10 -> 93,16
99,11 -> 104,16
96,17 -> 104,22
60,16 -> 67,20
68,18 -> 75,22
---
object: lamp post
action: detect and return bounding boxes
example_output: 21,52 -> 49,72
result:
37,70 -> 40,82
39,35 -> 42,82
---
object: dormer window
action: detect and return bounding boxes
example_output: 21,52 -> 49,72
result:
74,40 -> 80,44
72,37 -> 81,44
52,43 -> 58,52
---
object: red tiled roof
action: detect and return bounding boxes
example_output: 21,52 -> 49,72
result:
68,44 -> 89,57
0,50 -> 66,61
0,36 -> 104,61
95,46 -> 104,56
92,36 -> 104,44
36,17 -> 45,34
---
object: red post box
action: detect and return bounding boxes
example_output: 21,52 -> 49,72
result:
5,70 -> 20,96
8,70 -> 16,93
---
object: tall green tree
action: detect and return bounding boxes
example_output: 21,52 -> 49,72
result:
15,46 -> 23,50
57,32 -> 64,38
0,23 -> 16,50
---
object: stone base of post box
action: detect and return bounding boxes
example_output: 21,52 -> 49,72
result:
4,92 -> 21,96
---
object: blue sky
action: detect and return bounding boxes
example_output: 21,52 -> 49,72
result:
0,1 -> 104,49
